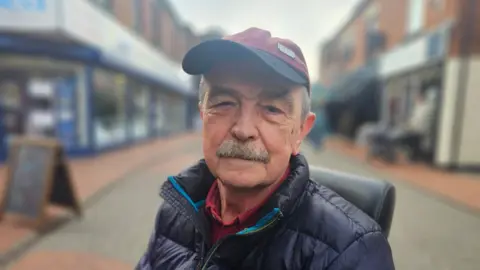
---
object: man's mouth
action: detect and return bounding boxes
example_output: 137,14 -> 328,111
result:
225,156 -> 256,162
219,155 -> 268,164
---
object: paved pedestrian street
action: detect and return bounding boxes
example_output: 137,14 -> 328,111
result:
301,145 -> 480,270
5,140 -> 480,270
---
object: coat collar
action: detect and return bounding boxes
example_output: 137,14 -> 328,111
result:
168,153 -> 310,218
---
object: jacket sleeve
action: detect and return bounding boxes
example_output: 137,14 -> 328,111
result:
311,231 -> 395,270
135,207 -> 162,270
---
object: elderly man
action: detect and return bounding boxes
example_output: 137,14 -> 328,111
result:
137,28 -> 395,270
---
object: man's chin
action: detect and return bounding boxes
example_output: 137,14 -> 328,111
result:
215,160 -> 267,188
217,174 -> 268,191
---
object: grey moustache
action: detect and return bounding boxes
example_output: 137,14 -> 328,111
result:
216,140 -> 270,164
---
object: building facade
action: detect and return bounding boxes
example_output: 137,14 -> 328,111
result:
89,0 -> 201,65
0,0 -> 201,162
320,0 -> 480,168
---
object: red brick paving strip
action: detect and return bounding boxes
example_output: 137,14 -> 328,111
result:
324,137 -> 480,211
9,251 -> 132,270
146,153 -> 203,176
0,225 -> 31,259
0,133 -> 200,257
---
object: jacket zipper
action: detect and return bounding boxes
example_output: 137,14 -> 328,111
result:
164,178 -> 282,269
198,212 -> 282,270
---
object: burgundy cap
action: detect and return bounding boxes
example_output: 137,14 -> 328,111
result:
182,27 -> 310,93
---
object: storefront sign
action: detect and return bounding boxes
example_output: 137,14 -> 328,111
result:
60,0 -> 189,91
379,22 -> 452,78
379,37 -> 427,77
0,0 -> 46,11
0,0 -> 55,30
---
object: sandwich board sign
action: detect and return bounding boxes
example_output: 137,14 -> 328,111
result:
0,136 -> 81,226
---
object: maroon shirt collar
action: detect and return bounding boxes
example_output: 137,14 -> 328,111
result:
205,167 -> 290,227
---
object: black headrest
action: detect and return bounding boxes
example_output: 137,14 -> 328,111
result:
309,166 -> 396,238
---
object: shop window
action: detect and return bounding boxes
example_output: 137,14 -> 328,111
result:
407,0 -> 425,35
148,91 -> 187,136
25,79 -> 56,137
427,31 -> 445,59
92,69 -> 127,148
0,80 -> 23,136
0,81 -> 22,110
0,57 -> 86,148
152,91 -> 167,134
165,93 -> 186,133
131,83 -> 150,139
29,97 -> 53,111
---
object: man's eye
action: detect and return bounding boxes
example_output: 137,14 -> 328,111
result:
263,105 -> 282,114
213,101 -> 235,108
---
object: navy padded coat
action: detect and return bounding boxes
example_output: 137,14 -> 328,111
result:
136,154 -> 395,270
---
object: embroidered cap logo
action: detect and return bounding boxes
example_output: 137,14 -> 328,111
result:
277,43 -> 296,59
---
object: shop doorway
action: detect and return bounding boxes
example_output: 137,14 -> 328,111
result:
0,72 -> 27,159
0,55 -> 82,159
0,73 -> 76,160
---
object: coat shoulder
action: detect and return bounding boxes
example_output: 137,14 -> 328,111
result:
285,180 -> 383,252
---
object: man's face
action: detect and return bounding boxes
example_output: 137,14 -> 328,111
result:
200,60 -> 315,190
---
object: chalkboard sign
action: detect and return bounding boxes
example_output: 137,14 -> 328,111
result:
0,137 -> 81,225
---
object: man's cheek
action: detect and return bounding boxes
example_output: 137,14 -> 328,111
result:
270,126 -> 296,151
204,118 -> 230,141
285,126 -> 301,152
204,116 -> 221,130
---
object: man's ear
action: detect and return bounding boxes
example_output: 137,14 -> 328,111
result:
293,112 -> 316,154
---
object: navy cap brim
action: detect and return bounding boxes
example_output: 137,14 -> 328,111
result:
182,39 -> 308,85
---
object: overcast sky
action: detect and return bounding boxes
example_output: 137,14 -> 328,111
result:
169,0 -> 360,82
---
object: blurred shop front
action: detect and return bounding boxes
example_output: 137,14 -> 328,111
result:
378,21 -> 452,164
0,0 -> 194,161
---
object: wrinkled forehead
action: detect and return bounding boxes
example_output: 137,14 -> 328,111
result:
204,60 -> 298,99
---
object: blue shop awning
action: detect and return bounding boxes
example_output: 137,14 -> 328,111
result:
0,34 -> 101,62
327,67 -> 377,103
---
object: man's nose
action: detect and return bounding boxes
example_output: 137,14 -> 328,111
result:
231,106 -> 259,142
